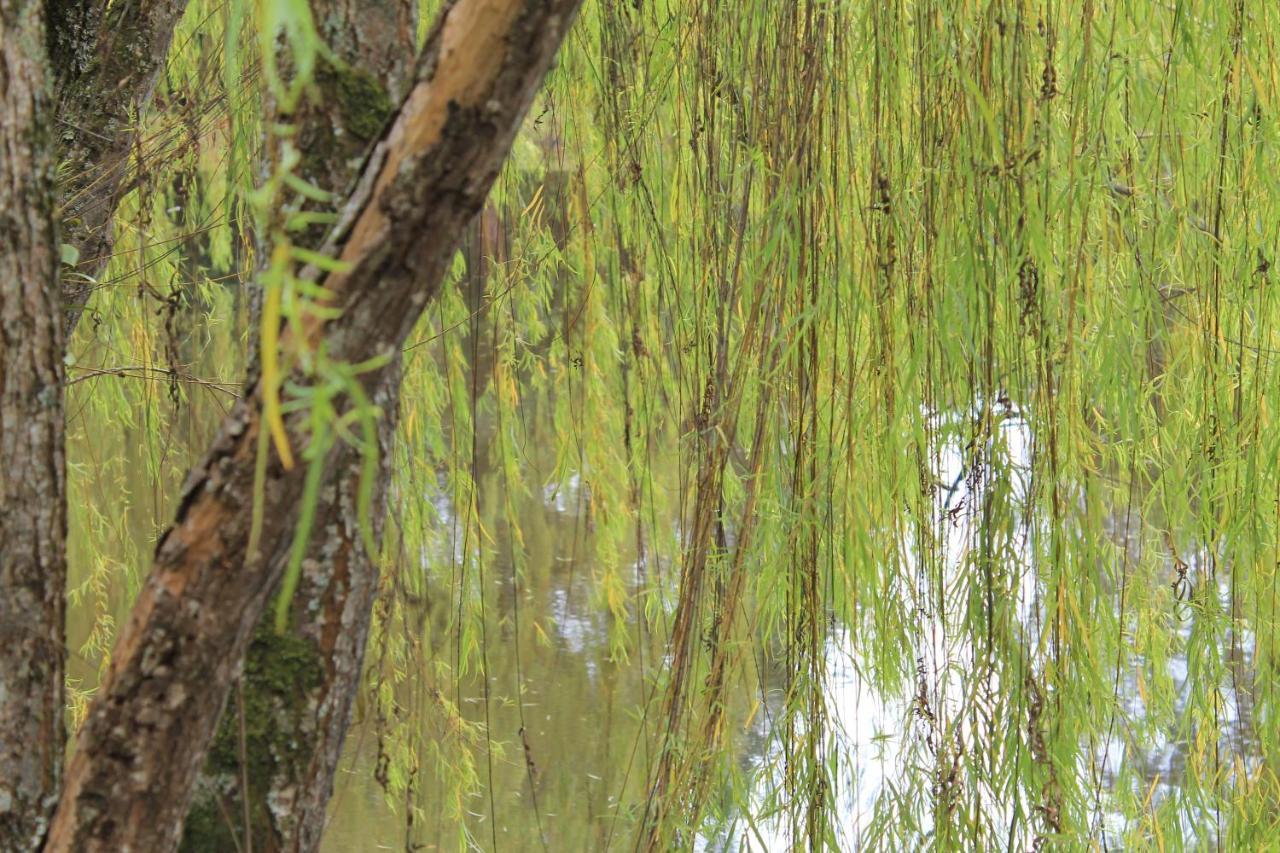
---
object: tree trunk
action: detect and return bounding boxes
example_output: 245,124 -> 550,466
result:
45,1 -> 583,849
0,0 -> 67,846
182,1 -> 417,848
182,367 -> 403,852
5,0 -> 227,843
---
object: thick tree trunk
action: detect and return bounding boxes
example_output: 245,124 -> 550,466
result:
182,1 -> 417,848
0,0 -> 67,847
45,1 -> 583,849
49,0 -> 193,333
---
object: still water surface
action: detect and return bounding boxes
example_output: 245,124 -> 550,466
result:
320,410 -> 1261,850
59,344 -> 1259,850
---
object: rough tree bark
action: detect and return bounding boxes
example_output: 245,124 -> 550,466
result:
48,0 -> 194,333
181,0 -> 417,848
45,1 -> 583,849
4,0 -> 223,843
0,0 -> 67,847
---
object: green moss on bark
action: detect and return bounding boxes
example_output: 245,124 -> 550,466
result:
179,625 -> 324,851
326,62 -> 394,141
298,62 -> 394,185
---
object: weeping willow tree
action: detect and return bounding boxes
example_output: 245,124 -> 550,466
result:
3,0 -> 1280,850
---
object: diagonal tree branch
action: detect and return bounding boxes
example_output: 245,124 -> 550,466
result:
45,1 -> 583,849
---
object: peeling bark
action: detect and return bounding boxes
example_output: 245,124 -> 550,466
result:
45,1 -> 582,850
183,0 -> 416,847
52,0 -> 193,334
0,0 -> 67,847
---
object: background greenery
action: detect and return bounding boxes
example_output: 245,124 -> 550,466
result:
63,0 -> 1280,848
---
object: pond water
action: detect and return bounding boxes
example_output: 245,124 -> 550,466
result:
60,348 -> 1264,850
58,274 -> 1263,851
318,403 -> 1263,850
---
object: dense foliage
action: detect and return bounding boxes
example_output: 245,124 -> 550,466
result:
62,0 -> 1280,848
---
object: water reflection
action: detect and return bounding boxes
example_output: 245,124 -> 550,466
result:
325,413 -> 668,850
62,361 -> 1269,848
322,398 -> 1264,849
